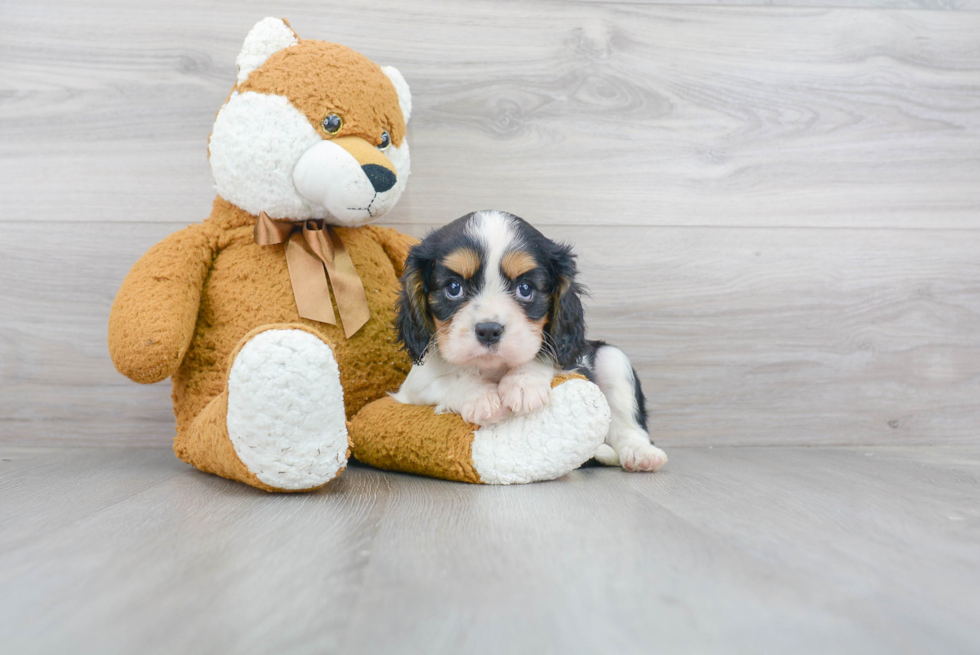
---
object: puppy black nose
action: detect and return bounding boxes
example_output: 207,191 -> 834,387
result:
475,322 -> 504,346
362,164 -> 397,193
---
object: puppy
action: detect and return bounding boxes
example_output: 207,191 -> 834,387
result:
392,210 -> 667,472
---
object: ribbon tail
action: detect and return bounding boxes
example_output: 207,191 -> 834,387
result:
285,232 -> 337,325
323,229 -> 371,339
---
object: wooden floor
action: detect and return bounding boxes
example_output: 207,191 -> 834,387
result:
1,444 -> 978,655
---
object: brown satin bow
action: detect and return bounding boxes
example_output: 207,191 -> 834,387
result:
254,211 -> 370,338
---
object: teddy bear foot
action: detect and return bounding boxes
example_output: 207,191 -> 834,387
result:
226,328 -> 349,491
468,377 -> 611,484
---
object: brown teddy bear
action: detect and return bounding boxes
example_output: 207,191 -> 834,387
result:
108,18 -> 611,492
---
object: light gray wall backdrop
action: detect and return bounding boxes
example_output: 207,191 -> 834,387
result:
1,0 -> 979,447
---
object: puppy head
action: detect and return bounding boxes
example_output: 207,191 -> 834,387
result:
397,210 -> 586,369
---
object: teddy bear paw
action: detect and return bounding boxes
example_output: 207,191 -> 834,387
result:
227,329 -> 348,490
469,378 -> 610,484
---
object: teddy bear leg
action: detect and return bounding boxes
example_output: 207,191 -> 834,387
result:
350,375 -> 611,485
175,327 -> 349,492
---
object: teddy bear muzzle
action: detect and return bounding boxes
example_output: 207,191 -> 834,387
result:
292,135 -> 402,225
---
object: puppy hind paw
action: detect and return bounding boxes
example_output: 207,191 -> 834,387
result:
619,443 -> 668,472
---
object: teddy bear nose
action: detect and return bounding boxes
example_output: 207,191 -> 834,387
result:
362,164 -> 397,193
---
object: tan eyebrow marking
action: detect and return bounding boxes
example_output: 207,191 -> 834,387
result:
442,247 -> 481,279
501,250 -> 537,280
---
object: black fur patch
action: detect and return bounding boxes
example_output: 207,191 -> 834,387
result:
630,365 -> 649,431
570,341 -> 651,436
396,210 -> 655,451
500,215 -> 589,369
396,210 -> 588,370
396,213 -> 485,363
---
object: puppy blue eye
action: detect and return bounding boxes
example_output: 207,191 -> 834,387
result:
446,280 -> 464,299
378,130 -> 391,150
516,282 -> 533,300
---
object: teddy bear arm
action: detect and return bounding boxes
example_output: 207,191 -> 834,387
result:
366,225 -> 420,278
108,225 -> 214,384
350,374 -> 610,484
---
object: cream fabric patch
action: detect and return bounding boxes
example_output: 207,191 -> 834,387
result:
236,17 -> 298,84
227,329 -> 348,490
471,379 -> 610,484
210,91 -> 321,220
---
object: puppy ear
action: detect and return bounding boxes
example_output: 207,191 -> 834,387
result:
396,247 -> 434,364
545,242 -> 588,369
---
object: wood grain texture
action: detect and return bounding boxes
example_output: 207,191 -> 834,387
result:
1,445 -> 978,654
1,2 -> 979,228
2,0 -> 980,448
0,448 -> 390,655
2,221 -> 979,447
577,0 -> 980,8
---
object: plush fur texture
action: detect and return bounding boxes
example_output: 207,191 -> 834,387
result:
227,329 -> 349,490
235,17 -> 298,84
108,18 -> 425,491
110,196 -> 418,490
109,18 -> 616,490
211,24 -> 411,224
354,374 -> 607,484
470,377 -> 609,484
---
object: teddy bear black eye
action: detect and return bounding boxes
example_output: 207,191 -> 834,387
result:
378,130 -> 391,151
322,113 -> 343,135
446,280 -> 464,300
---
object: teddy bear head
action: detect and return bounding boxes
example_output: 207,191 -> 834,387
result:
208,18 -> 412,226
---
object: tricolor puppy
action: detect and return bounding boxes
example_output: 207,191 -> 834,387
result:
393,210 -> 667,472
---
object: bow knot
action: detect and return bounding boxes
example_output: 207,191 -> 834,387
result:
254,211 -> 370,338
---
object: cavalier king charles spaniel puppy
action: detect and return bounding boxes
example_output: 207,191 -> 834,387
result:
392,210 -> 667,472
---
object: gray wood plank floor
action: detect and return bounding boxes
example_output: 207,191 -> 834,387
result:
1,445 -> 977,655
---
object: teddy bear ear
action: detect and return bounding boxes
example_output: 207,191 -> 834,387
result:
236,17 -> 299,85
381,65 -> 412,125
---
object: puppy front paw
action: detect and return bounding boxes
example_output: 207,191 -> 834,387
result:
619,443 -> 668,472
498,372 -> 551,415
460,387 -> 510,426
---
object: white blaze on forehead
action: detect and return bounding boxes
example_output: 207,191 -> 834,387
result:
467,211 -> 520,300
438,210 -> 543,368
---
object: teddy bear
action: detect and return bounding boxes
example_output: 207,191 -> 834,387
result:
108,17 -> 612,492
